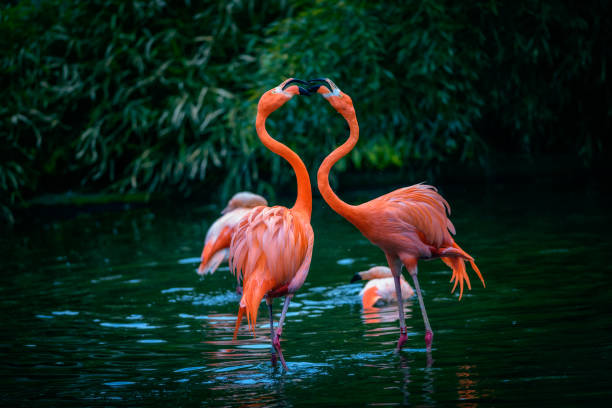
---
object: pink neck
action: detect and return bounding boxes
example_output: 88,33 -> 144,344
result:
255,113 -> 311,219
316,112 -> 359,221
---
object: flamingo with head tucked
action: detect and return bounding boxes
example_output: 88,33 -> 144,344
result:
230,79 -> 314,370
351,266 -> 415,308
198,191 -> 267,276
309,78 -> 485,350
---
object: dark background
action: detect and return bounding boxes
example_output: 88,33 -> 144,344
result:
2,0 -> 610,224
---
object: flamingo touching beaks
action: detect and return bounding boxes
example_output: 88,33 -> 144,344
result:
310,78 -> 485,350
198,192 -> 267,276
230,79 -> 314,370
351,266 -> 415,309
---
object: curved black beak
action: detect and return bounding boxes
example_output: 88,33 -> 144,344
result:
350,273 -> 362,283
308,77 -> 334,94
282,78 -> 309,89
282,78 -> 312,96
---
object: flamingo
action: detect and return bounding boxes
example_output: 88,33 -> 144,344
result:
351,266 -> 415,308
309,78 -> 485,350
230,78 -> 314,370
197,191 -> 267,276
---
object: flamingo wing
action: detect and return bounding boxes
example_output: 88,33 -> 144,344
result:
366,184 -> 455,249
198,248 -> 229,275
198,208 -> 253,275
360,285 -> 381,308
204,208 -> 251,243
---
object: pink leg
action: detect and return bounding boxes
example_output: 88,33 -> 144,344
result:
386,254 -> 408,350
408,265 -> 433,349
273,295 -> 293,370
265,297 -> 277,366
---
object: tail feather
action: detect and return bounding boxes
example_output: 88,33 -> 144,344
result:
444,257 -> 469,300
233,305 -> 246,340
438,242 -> 473,260
442,242 -> 485,300
240,273 -> 272,337
470,259 -> 486,288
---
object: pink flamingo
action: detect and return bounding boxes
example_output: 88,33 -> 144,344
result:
310,78 -> 485,350
231,79 -> 314,370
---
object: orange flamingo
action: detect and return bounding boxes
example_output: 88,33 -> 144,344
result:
198,191 -> 267,276
351,266 -> 415,308
230,79 -> 314,370
309,78 -> 484,350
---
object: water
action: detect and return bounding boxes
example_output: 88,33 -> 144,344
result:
1,182 -> 611,406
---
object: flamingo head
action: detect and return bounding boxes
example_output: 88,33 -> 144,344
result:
258,78 -> 311,116
308,78 -> 355,118
221,191 -> 268,214
351,266 -> 393,282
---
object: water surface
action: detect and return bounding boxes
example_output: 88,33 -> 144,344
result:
1,182 -> 611,406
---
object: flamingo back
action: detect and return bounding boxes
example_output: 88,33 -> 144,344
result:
357,184 -> 456,255
204,208 -> 252,243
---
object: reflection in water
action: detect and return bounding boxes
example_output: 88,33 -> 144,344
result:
361,303 -> 412,325
361,302 -> 438,406
396,353 -> 436,406
361,303 -> 413,348
201,313 -> 273,367
456,364 -> 483,407
197,313 -> 285,405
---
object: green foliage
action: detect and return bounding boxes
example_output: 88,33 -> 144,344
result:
1,0 -> 610,223
0,0 -> 295,219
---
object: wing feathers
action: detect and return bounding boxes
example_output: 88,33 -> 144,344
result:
376,184 -> 455,248
230,206 -> 313,334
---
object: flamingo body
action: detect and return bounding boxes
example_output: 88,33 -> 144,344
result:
350,185 -> 482,297
231,206 -> 313,331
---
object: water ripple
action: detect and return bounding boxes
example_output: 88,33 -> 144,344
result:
100,322 -> 161,329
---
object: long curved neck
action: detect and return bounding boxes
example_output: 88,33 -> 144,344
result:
255,113 -> 311,219
317,111 -> 359,222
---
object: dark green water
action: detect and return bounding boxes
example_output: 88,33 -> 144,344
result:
1,182 -> 611,407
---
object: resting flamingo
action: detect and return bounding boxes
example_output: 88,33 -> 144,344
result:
351,266 -> 415,308
230,78 -> 314,370
197,191 -> 267,276
309,78 -> 485,350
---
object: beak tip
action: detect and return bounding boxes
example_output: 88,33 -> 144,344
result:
298,87 -> 312,96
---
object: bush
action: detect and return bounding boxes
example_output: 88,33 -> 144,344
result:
1,0 -> 610,223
